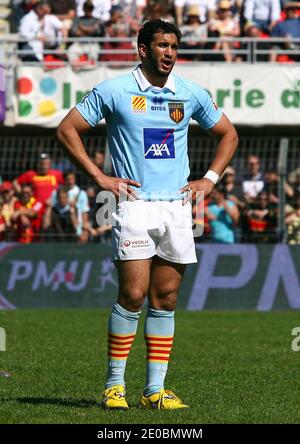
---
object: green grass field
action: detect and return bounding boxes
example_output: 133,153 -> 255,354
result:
0,309 -> 300,424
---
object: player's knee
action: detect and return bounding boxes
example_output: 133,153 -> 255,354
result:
118,287 -> 146,311
151,289 -> 177,311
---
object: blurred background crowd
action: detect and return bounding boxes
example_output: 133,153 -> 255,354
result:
0,0 -> 299,64
1,149 -> 300,245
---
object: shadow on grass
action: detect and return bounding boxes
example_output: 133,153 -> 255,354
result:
13,397 -> 100,408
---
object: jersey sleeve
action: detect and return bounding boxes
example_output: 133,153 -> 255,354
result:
75,81 -> 114,127
191,88 -> 222,130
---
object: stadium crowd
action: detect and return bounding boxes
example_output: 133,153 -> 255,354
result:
1,151 -> 300,244
0,0 -> 299,63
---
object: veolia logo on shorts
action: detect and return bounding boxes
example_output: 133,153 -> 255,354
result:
123,240 -> 150,248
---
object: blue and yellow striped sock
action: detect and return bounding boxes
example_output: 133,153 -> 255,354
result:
105,302 -> 141,389
143,307 -> 175,397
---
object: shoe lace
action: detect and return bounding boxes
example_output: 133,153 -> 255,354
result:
106,386 -> 125,400
161,390 -> 182,407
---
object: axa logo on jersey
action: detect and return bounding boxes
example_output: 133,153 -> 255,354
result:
144,128 -> 175,159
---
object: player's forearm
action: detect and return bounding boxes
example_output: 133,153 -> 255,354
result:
56,124 -> 105,184
208,126 -> 238,177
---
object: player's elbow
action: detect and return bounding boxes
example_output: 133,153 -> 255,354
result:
56,121 -> 67,144
229,125 -> 239,150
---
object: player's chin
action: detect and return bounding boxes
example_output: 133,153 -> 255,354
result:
159,64 -> 174,75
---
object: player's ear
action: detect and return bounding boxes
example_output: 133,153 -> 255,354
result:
138,44 -> 148,59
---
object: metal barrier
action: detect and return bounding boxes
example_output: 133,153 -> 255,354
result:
1,35 -> 300,66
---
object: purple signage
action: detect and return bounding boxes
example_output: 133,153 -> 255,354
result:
0,64 -> 5,122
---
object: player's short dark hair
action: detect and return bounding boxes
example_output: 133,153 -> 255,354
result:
137,20 -> 182,49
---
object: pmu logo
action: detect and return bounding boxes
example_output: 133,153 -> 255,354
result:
144,128 -> 175,159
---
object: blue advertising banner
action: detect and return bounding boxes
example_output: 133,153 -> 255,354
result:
0,243 -> 299,311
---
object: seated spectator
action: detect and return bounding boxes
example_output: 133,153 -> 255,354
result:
241,155 -> 265,204
243,190 -> 277,242
76,0 -> 112,21
143,0 -> 175,23
116,0 -> 147,21
101,5 -> 138,63
68,0 -> 105,68
175,0 -> 216,27
48,0 -> 76,31
285,192 -> 300,244
264,169 -> 294,204
243,20 -> 272,61
13,153 -> 64,206
208,0 -> 241,62
51,171 -> 90,243
270,1 -> 300,62
0,181 -> 17,240
205,184 -> 240,243
43,186 -> 78,242
222,166 -> 245,211
180,5 -> 208,61
243,0 -> 281,35
85,185 -> 112,241
11,184 -> 44,243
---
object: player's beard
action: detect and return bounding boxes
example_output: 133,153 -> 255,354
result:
147,47 -> 175,78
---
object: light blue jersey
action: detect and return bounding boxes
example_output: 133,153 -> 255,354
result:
76,66 -> 222,200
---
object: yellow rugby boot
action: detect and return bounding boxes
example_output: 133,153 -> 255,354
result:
139,389 -> 188,410
102,385 -> 129,410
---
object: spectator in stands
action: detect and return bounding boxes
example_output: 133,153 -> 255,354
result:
48,0 -> 76,31
43,186 -> 78,242
264,169 -> 294,204
241,155 -> 265,203
85,184 -> 112,241
0,181 -> 17,240
285,192 -> 300,244
19,1 -> 51,62
76,0 -> 112,21
13,153 -> 64,205
243,0 -> 281,35
68,0 -> 105,68
222,166 -> 245,210
270,1 -> 300,62
101,6 -> 138,63
143,0 -> 175,23
243,190 -> 277,242
0,197 -> 6,241
208,0 -> 241,62
205,183 -> 240,243
51,171 -> 90,243
11,184 -> 43,243
116,0 -> 147,21
12,0 -> 39,30
175,0 -> 216,27
92,150 -> 105,171
179,5 -> 208,61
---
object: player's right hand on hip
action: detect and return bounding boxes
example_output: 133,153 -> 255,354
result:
96,175 -> 141,200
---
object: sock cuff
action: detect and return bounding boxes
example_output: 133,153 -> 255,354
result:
147,307 -> 175,318
113,302 -> 141,321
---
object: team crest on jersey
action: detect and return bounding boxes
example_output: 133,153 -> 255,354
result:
131,96 -> 147,113
143,128 -> 175,159
168,102 -> 184,123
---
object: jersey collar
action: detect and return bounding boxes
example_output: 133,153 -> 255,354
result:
132,65 -> 176,94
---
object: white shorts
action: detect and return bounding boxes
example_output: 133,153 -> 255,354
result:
111,200 -> 197,264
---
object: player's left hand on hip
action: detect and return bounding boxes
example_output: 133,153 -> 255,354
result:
180,179 -> 215,206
